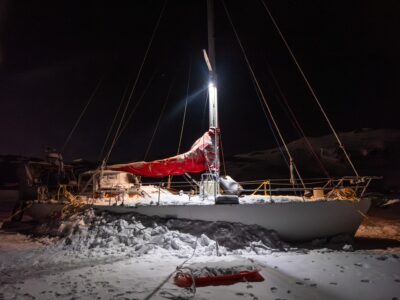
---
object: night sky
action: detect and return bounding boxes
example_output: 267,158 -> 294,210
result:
0,0 -> 399,163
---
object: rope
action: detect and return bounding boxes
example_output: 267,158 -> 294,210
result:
326,187 -> 356,200
260,0 -> 359,177
98,70 -> 156,161
62,75 -> 104,152
143,76 -> 175,160
98,77 -> 131,161
116,70 -> 158,141
102,0 -> 167,166
251,74 -> 289,168
201,90 -> 209,131
168,60 -> 192,187
58,185 -> 87,218
222,0 -> 305,188
219,132 -> 227,176
263,57 -> 331,178
177,59 -> 192,155
143,237 -> 198,300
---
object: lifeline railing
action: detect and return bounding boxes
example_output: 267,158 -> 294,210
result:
71,175 -> 381,207
139,175 -> 381,201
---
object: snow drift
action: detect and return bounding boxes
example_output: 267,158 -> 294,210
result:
36,209 -> 289,260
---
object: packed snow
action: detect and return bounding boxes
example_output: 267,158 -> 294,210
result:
44,209 -> 288,257
0,208 -> 399,300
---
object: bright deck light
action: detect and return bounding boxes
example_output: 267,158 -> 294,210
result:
208,81 -> 218,128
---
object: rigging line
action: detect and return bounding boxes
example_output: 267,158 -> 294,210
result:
219,132 -> 227,176
98,76 -> 132,161
169,60 -> 191,185
251,75 -> 289,168
263,57 -> 331,178
273,91 -> 305,147
98,69 -> 156,162
117,70 -> 158,141
103,0 -> 167,166
221,0 -> 305,188
62,75 -> 104,152
143,76 -> 175,161
176,59 -> 192,155
201,90 -> 209,131
260,0 -> 359,177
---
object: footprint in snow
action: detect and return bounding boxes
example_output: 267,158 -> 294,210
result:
376,256 -> 388,261
295,282 -> 303,285
309,283 -> 317,288
270,287 -> 277,293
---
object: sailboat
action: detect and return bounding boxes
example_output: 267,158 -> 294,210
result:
26,0 -> 376,241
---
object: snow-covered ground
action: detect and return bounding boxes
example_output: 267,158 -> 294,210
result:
1,208 -> 399,300
1,238 -> 399,299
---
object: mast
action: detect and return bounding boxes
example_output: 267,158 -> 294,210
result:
207,0 -> 216,73
206,0 -> 220,178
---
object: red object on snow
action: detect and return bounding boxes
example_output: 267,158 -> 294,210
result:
108,128 -> 218,177
174,271 -> 264,288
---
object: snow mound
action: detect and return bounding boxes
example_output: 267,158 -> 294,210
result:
48,209 -> 288,258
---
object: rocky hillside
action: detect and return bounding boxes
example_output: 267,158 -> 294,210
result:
226,129 -> 400,194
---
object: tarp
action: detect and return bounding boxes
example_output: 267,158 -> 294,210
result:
108,128 -> 218,177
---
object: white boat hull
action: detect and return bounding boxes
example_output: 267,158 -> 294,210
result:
26,199 -> 370,241
95,199 -> 371,241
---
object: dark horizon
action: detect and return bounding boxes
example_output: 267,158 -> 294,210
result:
0,0 -> 399,163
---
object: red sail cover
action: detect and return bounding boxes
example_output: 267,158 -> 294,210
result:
108,128 -> 218,177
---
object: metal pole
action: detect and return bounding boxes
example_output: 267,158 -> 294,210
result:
207,0 -> 220,181
207,0 -> 216,72
157,182 -> 161,205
